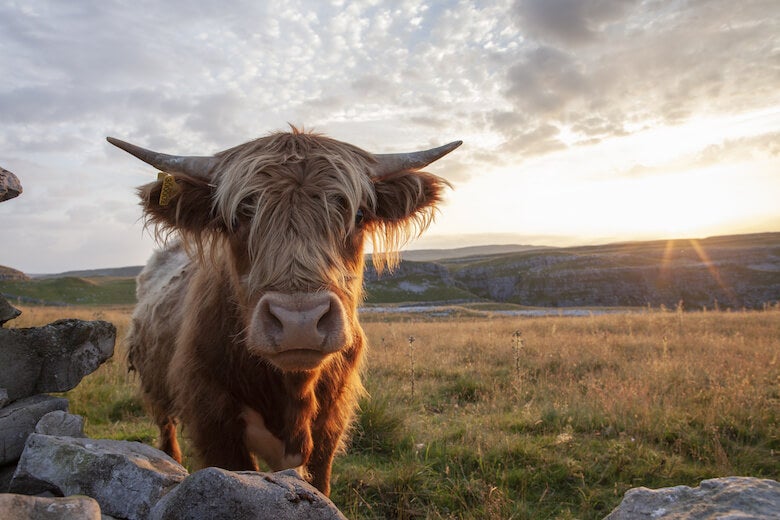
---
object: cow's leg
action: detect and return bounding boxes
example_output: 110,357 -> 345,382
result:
158,417 -> 182,463
307,428 -> 340,496
307,397 -> 356,496
144,391 -> 183,463
306,348 -> 365,496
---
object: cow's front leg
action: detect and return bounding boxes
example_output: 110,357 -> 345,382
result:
306,423 -> 342,496
307,392 -> 358,496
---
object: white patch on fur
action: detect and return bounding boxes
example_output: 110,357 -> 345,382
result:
242,406 -> 303,472
135,240 -> 190,303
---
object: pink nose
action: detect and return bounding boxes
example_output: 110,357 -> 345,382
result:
253,292 -> 346,354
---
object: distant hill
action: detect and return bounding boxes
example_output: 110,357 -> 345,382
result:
2,232 -> 778,308
34,266 -> 144,279
0,276 -> 136,306
401,244 -> 548,262
0,265 -> 29,281
435,232 -> 780,309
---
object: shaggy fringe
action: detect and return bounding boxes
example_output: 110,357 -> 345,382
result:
210,130 -> 376,293
368,203 -> 438,273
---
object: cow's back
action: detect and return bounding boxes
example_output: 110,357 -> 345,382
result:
127,241 -> 192,419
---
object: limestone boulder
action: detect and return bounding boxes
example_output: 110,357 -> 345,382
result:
0,294 -> 21,326
34,410 -> 86,438
604,476 -> 780,519
0,319 -> 115,402
0,395 -> 68,465
9,434 -> 188,520
150,467 -> 347,520
0,493 -> 102,519
0,166 -> 22,202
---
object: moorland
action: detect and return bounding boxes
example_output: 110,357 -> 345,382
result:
7,304 -> 779,519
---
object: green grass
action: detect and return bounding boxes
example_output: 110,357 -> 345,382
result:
1,277 -> 136,306
15,305 -> 780,519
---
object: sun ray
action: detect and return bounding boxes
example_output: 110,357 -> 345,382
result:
688,239 -> 736,305
660,239 -> 676,282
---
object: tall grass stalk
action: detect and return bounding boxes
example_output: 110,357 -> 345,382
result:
408,335 -> 416,398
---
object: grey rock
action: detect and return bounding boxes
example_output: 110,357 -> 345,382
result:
0,294 -> 21,326
0,319 -> 115,402
10,434 -> 188,520
35,410 -> 86,438
0,493 -> 102,519
0,387 -> 8,408
604,476 -> 780,519
0,395 -> 68,465
150,467 -> 347,520
0,166 -> 23,202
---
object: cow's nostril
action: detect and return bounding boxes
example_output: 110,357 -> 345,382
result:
262,300 -> 284,338
316,301 -> 334,336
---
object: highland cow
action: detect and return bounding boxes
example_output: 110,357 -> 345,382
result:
109,128 -> 460,495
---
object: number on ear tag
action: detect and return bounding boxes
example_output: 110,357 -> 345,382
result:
157,172 -> 179,206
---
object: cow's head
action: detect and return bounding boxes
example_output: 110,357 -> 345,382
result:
109,128 -> 459,371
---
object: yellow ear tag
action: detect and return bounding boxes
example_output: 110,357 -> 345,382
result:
157,172 -> 180,206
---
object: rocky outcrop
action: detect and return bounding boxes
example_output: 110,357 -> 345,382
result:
0,166 -> 22,202
446,234 -> 780,309
0,265 -> 29,281
0,319 -> 116,402
360,233 -> 780,308
0,295 -> 22,325
604,477 -> 780,519
151,467 -> 348,520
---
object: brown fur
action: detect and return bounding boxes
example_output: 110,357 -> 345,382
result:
125,129 -> 450,495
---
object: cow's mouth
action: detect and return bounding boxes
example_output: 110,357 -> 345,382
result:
268,348 -> 330,371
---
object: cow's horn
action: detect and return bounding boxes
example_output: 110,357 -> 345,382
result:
372,140 -> 462,177
107,137 -> 218,179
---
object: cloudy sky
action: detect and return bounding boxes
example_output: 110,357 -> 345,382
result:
1,0 -> 778,273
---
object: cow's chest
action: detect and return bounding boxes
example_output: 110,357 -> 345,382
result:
241,406 -> 303,471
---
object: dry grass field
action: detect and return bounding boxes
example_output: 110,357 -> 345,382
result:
8,305 -> 779,519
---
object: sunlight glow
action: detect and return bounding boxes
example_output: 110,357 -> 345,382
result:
426,110 -> 780,247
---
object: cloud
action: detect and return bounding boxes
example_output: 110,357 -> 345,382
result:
0,0 -> 778,271
513,0 -> 641,46
497,0 -> 780,159
584,129 -> 780,185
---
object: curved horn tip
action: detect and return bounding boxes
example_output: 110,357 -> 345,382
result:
106,136 -> 135,152
438,140 -> 463,155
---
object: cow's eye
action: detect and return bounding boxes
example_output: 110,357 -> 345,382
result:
355,208 -> 365,227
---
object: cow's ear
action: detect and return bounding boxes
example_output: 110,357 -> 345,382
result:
366,171 -> 450,270
371,171 -> 449,222
137,174 -> 222,237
